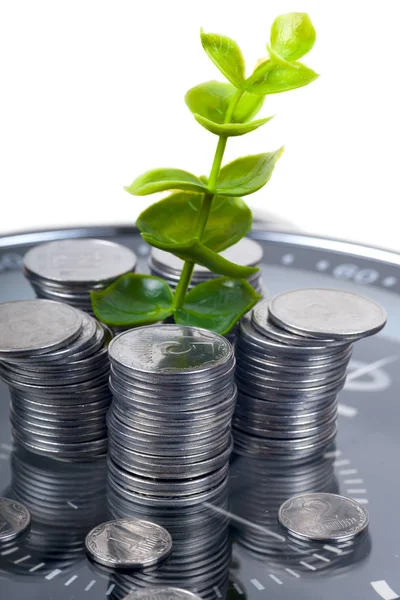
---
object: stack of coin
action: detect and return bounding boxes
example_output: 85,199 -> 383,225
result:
107,324 -> 236,504
233,289 -> 387,460
0,299 -> 112,460
149,237 -> 264,294
23,238 -> 137,314
0,444 -> 107,577
107,482 -> 231,600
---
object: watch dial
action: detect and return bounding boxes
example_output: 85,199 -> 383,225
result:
0,227 -> 399,600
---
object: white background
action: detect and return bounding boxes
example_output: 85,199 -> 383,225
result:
0,1 -> 399,250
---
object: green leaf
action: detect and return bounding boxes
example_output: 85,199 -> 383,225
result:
142,234 -> 259,279
91,273 -> 173,327
125,168 -> 207,196
137,192 -> 252,252
233,92 -> 265,123
246,60 -> 318,95
185,81 -> 265,125
192,113 -> 273,137
270,13 -> 316,61
185,81 -> 234,125
174,278 -> 261,335
200,31 -> 246,88
215,150 -> 284,196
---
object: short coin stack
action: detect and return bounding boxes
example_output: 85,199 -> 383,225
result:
107,324 -> 236,505
149,237 -> 264,294
0,299 -> 112,460
233,289 -> 387,460
24,238 -> 137,314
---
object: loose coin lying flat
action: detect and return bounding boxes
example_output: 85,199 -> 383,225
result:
85,518 -> 172,568
124,588 -> 202,600
278,492 -> 369,542
269,288 -> 387,340
0,497 -> 31,542
0,300 -> 82,357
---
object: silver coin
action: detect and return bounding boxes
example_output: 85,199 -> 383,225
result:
24,238 -> 137,284
0,300 -> 82,357
278,492 -> 369,541
0,497 -> 31,542
269,288 -> 387,340
109,325 -> 233,377
252,301 -> 345,347
123,588 -> 202,600
85,518 -> 172,568
239,318 -> 351,357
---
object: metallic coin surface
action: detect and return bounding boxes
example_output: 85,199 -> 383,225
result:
85,518 -> 172,568
24,238 -> 137,283
278,492 -> 369,541
124,587 -> 202,600
0,300 -> 82,356
269,288 -> 387,340
0,497 -> 31,542
109,325 -> 232,375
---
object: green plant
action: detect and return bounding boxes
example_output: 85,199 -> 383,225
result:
91,12 -> 318,335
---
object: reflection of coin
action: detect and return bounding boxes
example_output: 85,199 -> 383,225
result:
85,518 -> 172,568
124,588 -> 202,600
0,300 -> 82,357
269,289 -> 387,340
0,497 -> 31,542
278,492 -> 369,542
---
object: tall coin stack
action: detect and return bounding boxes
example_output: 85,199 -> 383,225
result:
233,289 -> 387,460
149,237 -> 264,294
24,238 -> 137,314
107,324 -> 236,506
0,299 -> 112,460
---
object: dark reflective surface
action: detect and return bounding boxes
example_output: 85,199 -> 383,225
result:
0,226 -> 399,600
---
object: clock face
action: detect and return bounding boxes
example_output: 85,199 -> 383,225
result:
0,226 -> 399,600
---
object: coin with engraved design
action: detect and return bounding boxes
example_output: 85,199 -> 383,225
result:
109,324 -> 233,377
278,492 -> 369,542
85,518 -> 172,568
0,497 -> 31,542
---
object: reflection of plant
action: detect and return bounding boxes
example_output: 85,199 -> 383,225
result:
92,13 -> 318,335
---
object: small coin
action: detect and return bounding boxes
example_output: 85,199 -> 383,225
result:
123,587 -> 202,600
0,300 -> 82,357
85,518 -> 172,568
0,497 -> 31,542
278,492 -> 369,542
268,288 -> 387,340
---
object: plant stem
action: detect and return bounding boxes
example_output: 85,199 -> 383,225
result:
173,89 -> 244,311
173,260 -> 195,310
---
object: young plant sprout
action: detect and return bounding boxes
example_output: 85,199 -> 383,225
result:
91,12 -> 318,335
